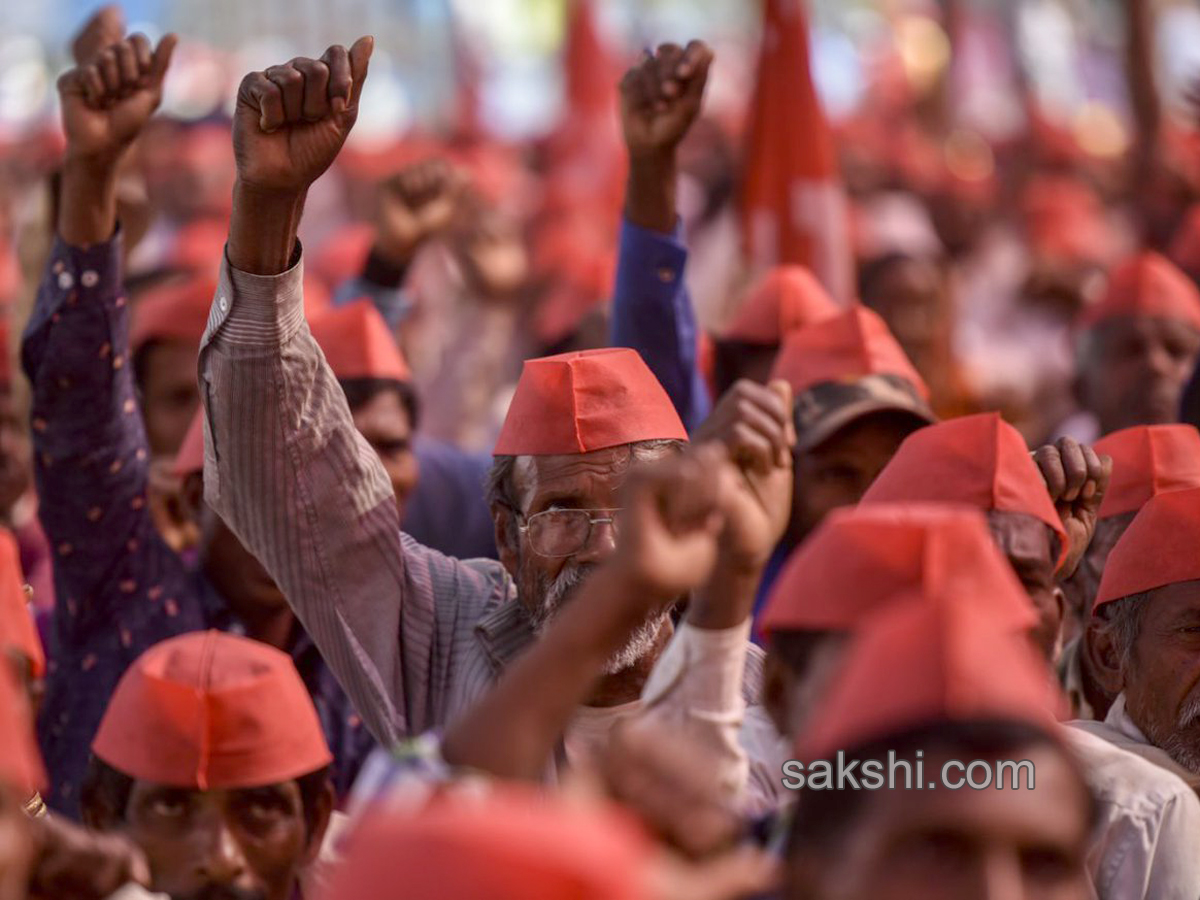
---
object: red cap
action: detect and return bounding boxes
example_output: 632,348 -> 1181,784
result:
172,411 -> 205,479
799,592 -> 1063,760
1168,204 -> 1200,277
722,266 -> 839,344
0,663 -> 45,795
760,503 -> 1038,636
321,788 -> 653,900
1094,486 -> 1200,609
861,412 -> 1068,568
131,277 -> 215,356
169,218 -> 228,274
494,349 -> 687,456
309,300 -> 410,383
770,306 -> 929,399
311,224 -> 375,291
0,530 -> 43,678
1077,252 -> 1200,333
1094,425 -> 1200,519
92,631 -> 332,789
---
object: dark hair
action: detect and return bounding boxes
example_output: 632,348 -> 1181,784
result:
338,377 -> 420,430
132,340 -> 161,395
786,718 -> 1095,860
80,756 -> 333,838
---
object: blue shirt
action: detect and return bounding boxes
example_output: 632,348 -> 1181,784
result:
24,234 -> 375,817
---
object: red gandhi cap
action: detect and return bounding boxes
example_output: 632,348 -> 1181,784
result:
722,265 -> 838,344
172,411 -> 205,479
1076,251 -> 1200,333
861,412 -> 1068,568
321,788 -> 654,900
0,529 -> 43,678
760,503 -> 1037,636
0,663 -> 45,795
770,306 -> 934,451
92,631 -> 332,789
1094,486 -> 1200,610
799,592 -> 1063,761
131,277 -> 216,356
309,300 -> 411,383
1094,425 -> 1200,519
493,348 -> 687,456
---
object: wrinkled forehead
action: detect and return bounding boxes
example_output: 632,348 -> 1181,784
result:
512,443 -> 676,511
1142,579 -> 1200,621
985,511 -> 1056,570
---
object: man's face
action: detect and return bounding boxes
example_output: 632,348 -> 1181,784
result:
349,389 -> 418,519
503,444 -> 673,674
787,745 -> 1092,900
1122,579 -> 1200,773
789,412 -> 922,547
1060,514 -> 1133,646
140,342 -> 201,458
987,512 -> 1063,660
0,786 -> 35,900
121,780 -> 320,900
1078,316 -> 1200,436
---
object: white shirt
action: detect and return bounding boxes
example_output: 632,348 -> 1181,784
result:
1070,693 -> 1200,792
1063,723 -> 1200,900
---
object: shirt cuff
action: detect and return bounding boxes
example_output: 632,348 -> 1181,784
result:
207,243 -> 307,347
618,217 -> 688,289
641,617 -> 751,716
33,231 -> 125,323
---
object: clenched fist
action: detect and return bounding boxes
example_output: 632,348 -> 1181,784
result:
619,40 -> 713,162
1032,437 -> 1112,579
233,38 -> 373,195
58,32 -> 176,162
375,158 -> 465,265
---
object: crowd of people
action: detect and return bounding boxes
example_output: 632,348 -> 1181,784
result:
3,0 -> 1200,897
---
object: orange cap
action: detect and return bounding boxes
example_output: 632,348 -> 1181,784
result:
799,592 -> 1063,761
0,663 -> 45,795
1077,252 -> 1200,333
760,504 -> 1038,636
309,300 -> 411,383
1094,425 -> 1200,519
861,413 -> 1068,568
722,266 -> 839,344
321,788 -> 653,900
770,306 -> 929,399
92,631 -> 332,789
493,349 -> 687,456
131,277 -> 215,356
0,530 -> 43,678
172,410 -> 205,479
1094,486 -> 1200,609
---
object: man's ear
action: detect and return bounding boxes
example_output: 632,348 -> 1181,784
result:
491,504 -> 520,579
1085,617 -> 1127,695
301,781 -> 336,866
761,650 -> 794,740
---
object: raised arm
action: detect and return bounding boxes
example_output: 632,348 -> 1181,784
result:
22,32 -> 192,644
201,41 -> 507,747
610,42 -> 713,431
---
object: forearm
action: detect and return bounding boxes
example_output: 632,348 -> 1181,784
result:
624,154 -> 677,235
58,154 -> 121,248
227,182 -> 306,276
687,565 -> 761,631
441,566 -> 656,781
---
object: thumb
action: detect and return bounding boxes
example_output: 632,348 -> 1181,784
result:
149,32 -> 178,85
348,35 -> 374,108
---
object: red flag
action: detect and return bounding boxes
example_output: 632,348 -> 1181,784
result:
741,0 -> 852,303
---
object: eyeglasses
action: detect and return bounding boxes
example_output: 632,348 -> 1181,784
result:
518,508 -> 624,558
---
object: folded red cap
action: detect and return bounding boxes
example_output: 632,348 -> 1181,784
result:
493,349 -> 688,456
760,503 -> 1038,636
0,663 -> 45,795
172,410 -> 205,479
722,265 -> 839,344
0,530 -> 43,678
1094,425 -> 1200,519
1094,486 -> 1200,610
1076,251 -> 1200,333
131,277 -> 216,356
92,631 -> 332,789
799,592 -> 1064,761
309,300 -> 410,383
770,305 -> 929,399
321,788 -> 653,900
861,412 -> 1068,568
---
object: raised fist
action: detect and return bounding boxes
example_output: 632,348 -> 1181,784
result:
233,38 -> 373,195
375,157 -> 465,265
619,40 -> 713,161
71,5 -> 126,66
1032,437 -> 1112,579
57,32 -> 176,162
